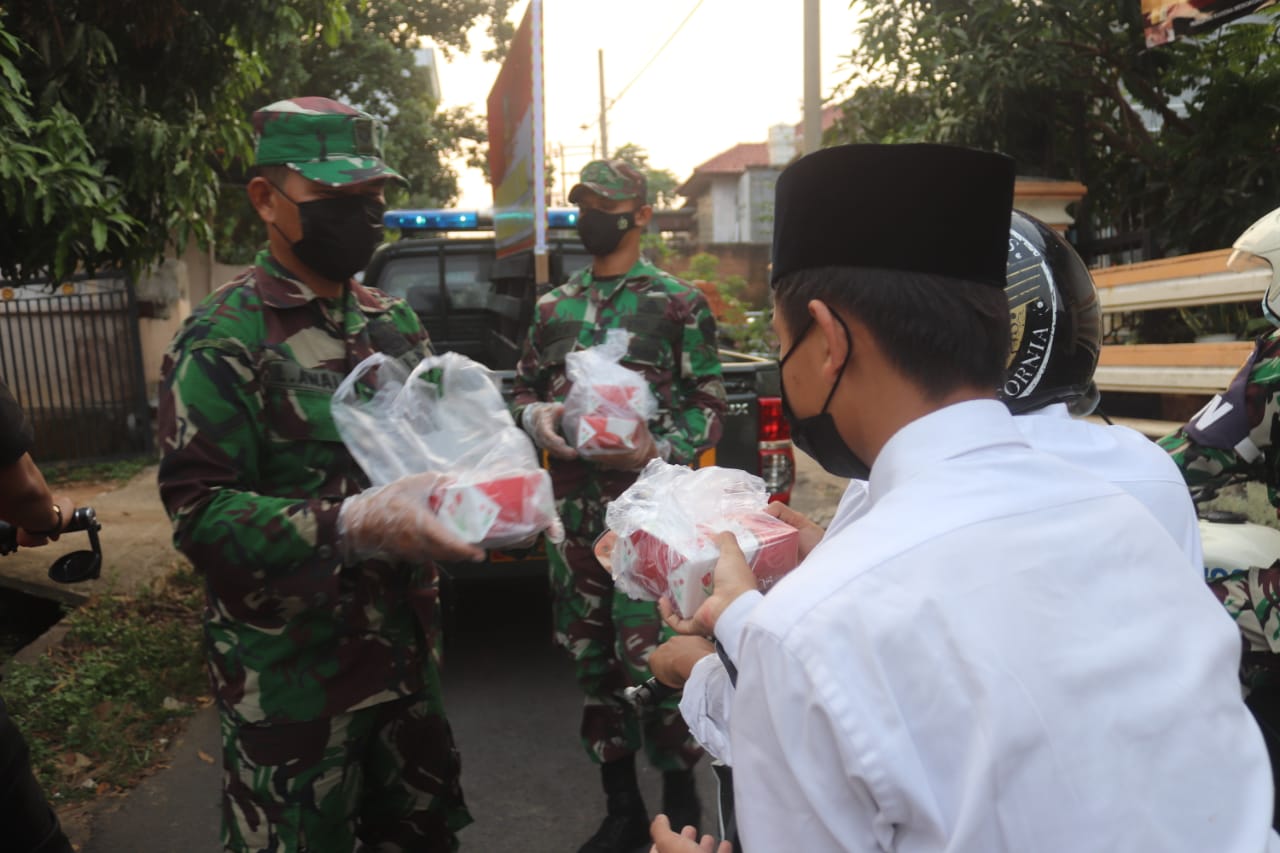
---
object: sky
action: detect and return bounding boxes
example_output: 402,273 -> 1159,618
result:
429,0 -> 863,209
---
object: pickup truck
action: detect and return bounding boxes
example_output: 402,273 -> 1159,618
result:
362,209 -> 795,576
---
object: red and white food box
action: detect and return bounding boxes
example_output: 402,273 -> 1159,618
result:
610,512 -> 800,619
429,470 -> 556,548
577,415 -> 644,453
570,384 -> 648,455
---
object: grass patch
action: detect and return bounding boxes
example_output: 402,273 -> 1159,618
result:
43,454 -> 155,489
3,568 -> 207,801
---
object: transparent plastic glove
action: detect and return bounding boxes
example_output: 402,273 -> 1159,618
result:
520,402 -> 577,459
339,472 -> 486,564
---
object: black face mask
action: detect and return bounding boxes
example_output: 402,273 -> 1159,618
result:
778,313 -> 871,481
576,207 -> 637,257
271,183 -> 386,282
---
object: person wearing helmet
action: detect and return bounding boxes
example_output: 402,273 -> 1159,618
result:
649,209 -> 1207,850
1159,203 -> 1280,830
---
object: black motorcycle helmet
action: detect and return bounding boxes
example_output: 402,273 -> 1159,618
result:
1001,210 -> 1102,416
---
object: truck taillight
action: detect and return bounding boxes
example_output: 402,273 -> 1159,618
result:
758,396 -> 795,503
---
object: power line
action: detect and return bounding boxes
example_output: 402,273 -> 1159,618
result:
582,0 -> 707,132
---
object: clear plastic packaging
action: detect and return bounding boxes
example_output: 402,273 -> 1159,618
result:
332,351 -> 559,549
562,330 -> 659,456
598,460 -> 800,618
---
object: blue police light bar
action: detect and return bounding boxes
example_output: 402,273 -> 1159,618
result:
383,210 -> 480,231
547,208 -> 578,228
383,208 -> 581,232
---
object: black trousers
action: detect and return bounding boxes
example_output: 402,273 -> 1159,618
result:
0,695 -> 72,853
1246,686 -> 1280,831
712,761 -> 742,852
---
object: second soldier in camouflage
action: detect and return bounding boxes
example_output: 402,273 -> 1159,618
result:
513,158 -> 726,852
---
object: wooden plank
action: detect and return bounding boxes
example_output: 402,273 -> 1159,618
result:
1097,266 -> 1269,312
1099,342 -> 1252,368
1092,250 -> 1234,288
1095,365 -> 1237,394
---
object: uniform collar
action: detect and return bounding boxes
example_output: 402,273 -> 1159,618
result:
584,257 -> 654,302
254,250 -> 390,315
868,398 -> 1028,505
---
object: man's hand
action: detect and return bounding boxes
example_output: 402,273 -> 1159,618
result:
16,495 -> 74,548
649,635 -> 715,689
339,472 -> 486,564
521,402 -> 577,460
591,423 -> 662,471
650,815 -> 732,853
661,532 -> 758,636
764,500 -> 826,561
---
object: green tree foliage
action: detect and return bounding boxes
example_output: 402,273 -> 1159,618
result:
215,0 -> 516,263
831,1 -> 1280,257
682,251 -> 775,355
0,1 -> 351,282
612,142 -> 681,208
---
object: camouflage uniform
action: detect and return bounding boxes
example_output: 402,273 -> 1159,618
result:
157,99 -> 469,853
1159,328 -> 1280,683
513,240 -> 727,770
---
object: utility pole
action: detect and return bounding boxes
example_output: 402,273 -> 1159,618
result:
803,0 -> 821,155
559,142 -> 568,206
597,49 -> 609,159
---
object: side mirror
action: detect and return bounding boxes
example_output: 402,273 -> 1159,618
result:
49,549 -> 101,583
48,507 -> 103,584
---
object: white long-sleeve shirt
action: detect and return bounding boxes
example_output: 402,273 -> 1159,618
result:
681,402 -> 1207,765
715,400 -> 1275,851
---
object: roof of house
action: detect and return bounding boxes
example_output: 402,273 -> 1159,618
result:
676,142 -> 770,198
792,104 -> 842,138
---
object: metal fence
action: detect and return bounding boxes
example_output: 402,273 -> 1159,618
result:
0,272 -> 152,462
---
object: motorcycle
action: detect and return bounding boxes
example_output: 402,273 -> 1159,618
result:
0,507 -> 104,583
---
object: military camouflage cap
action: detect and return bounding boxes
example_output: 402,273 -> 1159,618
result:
252,97 -> 406,187
569,159 -> 647,204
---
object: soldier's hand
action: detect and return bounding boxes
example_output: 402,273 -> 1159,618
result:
521,402 -> 577,460
592,424 -> 664,471
338,472 -> 485,564
764,500 -> 826,561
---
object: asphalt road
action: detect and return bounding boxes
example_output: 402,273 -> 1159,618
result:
81,573 -> 719,853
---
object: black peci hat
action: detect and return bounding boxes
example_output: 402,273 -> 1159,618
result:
770,144 -> 1016,289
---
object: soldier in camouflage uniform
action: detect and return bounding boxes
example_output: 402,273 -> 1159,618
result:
1160,331 -> 1280,671
157,97 -> 477,853
1159,328 -> 1280,829
513,159 -> 727,852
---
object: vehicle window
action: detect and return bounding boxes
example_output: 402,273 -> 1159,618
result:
375,251 -> 493,312
444,252 -> 493,310
377,257 -> 441,312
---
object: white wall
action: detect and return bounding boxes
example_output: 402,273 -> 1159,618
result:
710,178 -> 739,243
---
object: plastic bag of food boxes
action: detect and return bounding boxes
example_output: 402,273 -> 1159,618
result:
596,460 -> 799,619
332,351 -> 560,549
562,329 -> 659,456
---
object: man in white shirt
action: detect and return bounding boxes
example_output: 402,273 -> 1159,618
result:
648,144 -> 1275,852
655,208 -> 1208,781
